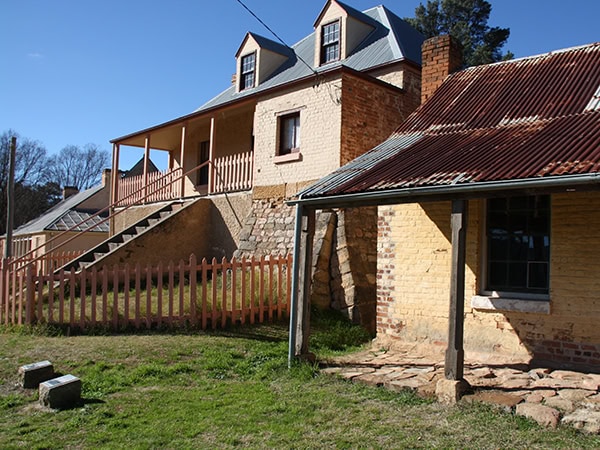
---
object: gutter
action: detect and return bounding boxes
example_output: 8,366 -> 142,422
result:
286,173 -> 600,209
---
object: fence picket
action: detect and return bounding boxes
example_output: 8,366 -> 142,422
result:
91,267 -> 97,326
201,258 -> 207,330
240,257 -> 247,325
178,260 -> 185,321
124,264 -> 130,326
268,257 -> 274,321
156,262 -> 163,327
250,256 -> 256,325
134,263 -> 141,329
146,265 -> 152,329
37,267 -> 44,323
277,256 -> 283,319
168,261 -> 175,326
189,254 -> 197,326
114,267 -> 120,329
81,267 -> 87,329
259,256 -> 265,323
211,257 -> 217,330
221,257 -> 227,328
231,257 -> 237,324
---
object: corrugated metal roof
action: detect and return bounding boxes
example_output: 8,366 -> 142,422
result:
198,6 -> 423,111
13,185 -> 108,236
299,42 -> 600,200
46,210 -> 109,233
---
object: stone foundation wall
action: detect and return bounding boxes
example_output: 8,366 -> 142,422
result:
235,198 -> 378,332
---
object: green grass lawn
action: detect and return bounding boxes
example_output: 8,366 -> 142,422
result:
1,314 -> 599,449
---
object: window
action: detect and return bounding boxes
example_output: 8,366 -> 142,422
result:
240,52 -> 256,90
279,113 -> 300,155
485,195 -> 550,296
321,21 -> 340,64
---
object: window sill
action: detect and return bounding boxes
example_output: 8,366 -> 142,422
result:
274,152 -> 302,164
471,295 -> 550,314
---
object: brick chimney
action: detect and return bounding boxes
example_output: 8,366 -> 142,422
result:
62,186 -> 79,200
101,168 -> 111,187
421,35 -> 463,104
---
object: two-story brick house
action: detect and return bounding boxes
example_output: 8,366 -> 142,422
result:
63,1 -> 424,331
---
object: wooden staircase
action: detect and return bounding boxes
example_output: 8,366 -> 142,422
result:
59,202 -> 185,272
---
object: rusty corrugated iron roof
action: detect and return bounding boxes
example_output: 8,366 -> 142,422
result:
298,42 -> 600,200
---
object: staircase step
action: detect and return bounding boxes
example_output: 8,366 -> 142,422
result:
108,242 -> 120,251
135,226 -> 146,234
93,252 -> 106,260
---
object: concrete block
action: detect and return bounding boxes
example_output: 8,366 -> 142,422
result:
18,360 -> 55,389
436,378 -> 471,404
39,374 -> 82,409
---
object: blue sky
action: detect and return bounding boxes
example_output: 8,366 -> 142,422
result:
1,0 -> 599,170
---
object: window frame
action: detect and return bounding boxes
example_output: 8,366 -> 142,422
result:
277,112 -> 301,157
240,52 -> 256,91
481,195 -> 551,301
320,20 -> 340,65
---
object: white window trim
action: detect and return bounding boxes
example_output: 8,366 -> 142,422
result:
471,294 -> 550,314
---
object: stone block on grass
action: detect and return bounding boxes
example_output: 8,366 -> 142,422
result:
18,360 -> 54,389
39,374 -> 82,409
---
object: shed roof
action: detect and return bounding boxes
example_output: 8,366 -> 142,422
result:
13,185 -> 109,236
297,42 -> 600,203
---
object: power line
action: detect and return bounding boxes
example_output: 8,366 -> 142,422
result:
234,0 -> 318,76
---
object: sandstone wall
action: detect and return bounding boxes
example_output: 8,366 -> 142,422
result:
376,192 -> 600,370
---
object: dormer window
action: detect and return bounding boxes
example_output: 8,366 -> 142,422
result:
321,21 -> 340,64
240,52 -> 256,90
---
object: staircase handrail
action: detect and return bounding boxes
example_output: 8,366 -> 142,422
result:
7,161 -> 211,271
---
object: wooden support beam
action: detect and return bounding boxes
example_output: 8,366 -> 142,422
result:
445,199 -> 468,380
208,117 -> 215,194
143,136 -> 150,202
295,207 -> 315,357
180,124 -> 187,198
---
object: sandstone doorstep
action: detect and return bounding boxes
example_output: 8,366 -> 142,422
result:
39,374 -> 82,409
18,360 -> 55,389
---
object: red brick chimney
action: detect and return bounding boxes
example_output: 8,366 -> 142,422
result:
421,35 -> 463,104
62,186 -> 79,200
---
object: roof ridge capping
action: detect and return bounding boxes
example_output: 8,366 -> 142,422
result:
461,41 -> 600,72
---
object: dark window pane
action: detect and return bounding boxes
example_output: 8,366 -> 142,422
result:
508,262 -> 527,288
488,262 -> 508,289
509,235 -> 529,260
485,195 -> 550,294
489,235 -> 509,260
528,262 -> 548,289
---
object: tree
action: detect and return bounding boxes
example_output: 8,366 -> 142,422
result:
0,130 -> 51,235
406,0 -> 512,67
46,143 -> 110,190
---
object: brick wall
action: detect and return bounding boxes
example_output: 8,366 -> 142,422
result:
340,71 -> 419,165
376,192 -> 600,370
421,35 -> 462,104
252,76 -> 342,188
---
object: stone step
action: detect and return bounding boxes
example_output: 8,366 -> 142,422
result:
18,360 -> 55,389
39,374 -> 82,409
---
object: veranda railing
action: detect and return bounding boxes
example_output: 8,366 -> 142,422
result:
0,253 -> 292,331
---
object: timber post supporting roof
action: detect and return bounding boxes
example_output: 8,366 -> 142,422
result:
293,42 -> 600,206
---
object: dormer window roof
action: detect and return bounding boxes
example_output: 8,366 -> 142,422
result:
313,0 -> 376,67
235,32 -> 293,93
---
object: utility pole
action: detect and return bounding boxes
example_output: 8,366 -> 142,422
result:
4,136 -> 16,258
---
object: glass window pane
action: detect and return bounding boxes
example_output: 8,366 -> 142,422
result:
485,195 -> 550,294
528,262 -> 548,289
